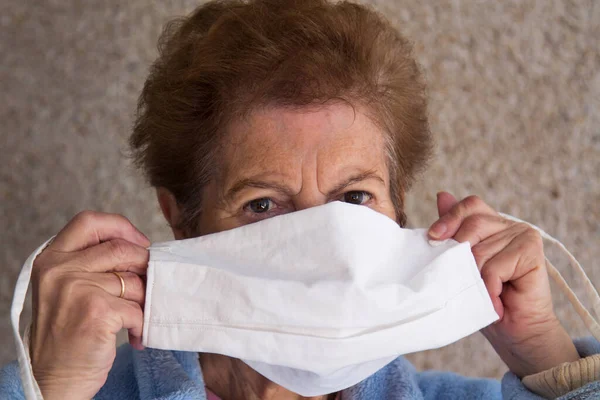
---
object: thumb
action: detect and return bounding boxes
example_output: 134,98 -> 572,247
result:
436,191 -> 458,217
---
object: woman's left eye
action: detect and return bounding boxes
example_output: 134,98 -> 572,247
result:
245,198 -> 273,214
342,191 -> 372,205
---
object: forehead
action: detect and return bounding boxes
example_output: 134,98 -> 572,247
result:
220,103 -> 388,176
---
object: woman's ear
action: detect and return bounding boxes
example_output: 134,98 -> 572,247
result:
156,187 -> 186,239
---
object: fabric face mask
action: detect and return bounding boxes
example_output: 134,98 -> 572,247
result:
11,201 -> 600,399
142,201 -> 498,396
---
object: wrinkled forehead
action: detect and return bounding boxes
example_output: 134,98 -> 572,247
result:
217,103 -> 390,184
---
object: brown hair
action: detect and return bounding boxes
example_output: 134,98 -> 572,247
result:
130,0 -> 433,233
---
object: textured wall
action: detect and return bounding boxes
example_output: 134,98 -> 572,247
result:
1,0 -> 599,379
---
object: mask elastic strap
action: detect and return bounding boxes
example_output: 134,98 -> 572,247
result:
498,213 -> 600,342
11,236 -> 54,400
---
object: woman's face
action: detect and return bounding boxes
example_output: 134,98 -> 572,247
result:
158,101 -> 400,395
161,102 -> 398,237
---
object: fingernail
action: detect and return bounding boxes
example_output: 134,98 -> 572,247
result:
429,222 -> 447,239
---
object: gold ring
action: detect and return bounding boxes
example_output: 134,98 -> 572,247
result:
112,272 -> 126,299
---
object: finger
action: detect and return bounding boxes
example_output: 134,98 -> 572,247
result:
480,236 -> 525,298
428,195 -> 499,240
50,211 -> 150,253
480,231 -> 545,307
69,239 -> 149,274
108,297 -> 144,346
452,214 -> 520,248
129,331 -> 145,351
470,225 -> 524,270
96,271 -> 146,305
436,191 -> 458,218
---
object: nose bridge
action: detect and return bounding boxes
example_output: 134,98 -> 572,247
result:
292,159 -> 328,211
292,182 -> 328,211
293,197 -> 326,212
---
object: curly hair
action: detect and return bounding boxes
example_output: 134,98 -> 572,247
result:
129,0 -> 433,233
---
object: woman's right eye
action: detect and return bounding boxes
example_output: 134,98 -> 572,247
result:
245,198 -> 273,214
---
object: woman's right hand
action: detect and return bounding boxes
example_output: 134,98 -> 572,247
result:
29,211 -> 150,400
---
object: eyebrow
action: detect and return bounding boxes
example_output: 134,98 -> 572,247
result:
223,170 -> 385,202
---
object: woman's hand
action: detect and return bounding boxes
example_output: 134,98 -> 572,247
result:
29,211 -> 150,400
428,192 -> 579,378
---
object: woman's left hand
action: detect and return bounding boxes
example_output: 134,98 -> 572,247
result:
428,191 -> 580,377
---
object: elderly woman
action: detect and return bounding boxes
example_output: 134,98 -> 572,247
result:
2,0 -> 599,399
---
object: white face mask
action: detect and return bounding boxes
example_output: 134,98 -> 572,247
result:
11,202 -> 600,399
142,201 -> 498,396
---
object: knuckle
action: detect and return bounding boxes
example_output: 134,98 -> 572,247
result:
73,210 -> 99,226
524,228 -> 543,248
35,265 -> 62,288
463,195 -> 483,209
114,213 -> 131,224
32,268 -> 65,308
32,251 -> 50,270
33,247 -> 62,272
111,213 -> 135,231
448,196 -> 481,219
82,296 -> 111,320
52,276 -> 88,308
32,256 -> 46,271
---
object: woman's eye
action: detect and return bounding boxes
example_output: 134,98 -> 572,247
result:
246,198 -> 273,214
343,191 -> 372,205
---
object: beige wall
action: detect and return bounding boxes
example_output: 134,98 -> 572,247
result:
1,0 -> 599,378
